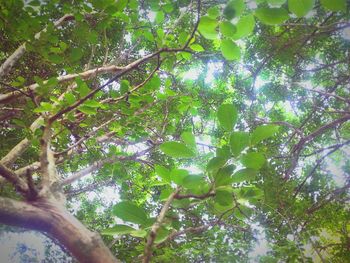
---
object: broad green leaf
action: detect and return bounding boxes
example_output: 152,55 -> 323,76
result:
220,39 -> 241,61
154,227 -> 170,244
181,131 -> 196,148
223,0 -> 245,20
207,156 -> 227,172
182,174 -> 205,189
241,152 -> 266,170
78,106 -> 97,115
155,165 -> 171,183
64,93 -> 76,104
250,124 -> 279,145
255,8 -> 289,25
288,0 -> 314,17
198,16 -> 218,40
33,102 -> 53,113
232,14 -> 255,39
155,11 -> 165,23
267,0 -> 287,6
113,202 -> 148,225
69,48 -> 83,62
215,189 -> 233,206
207,6 -> 220,19
214,164 -> 235,186
230,131 -> 250,156
216,146 -> 231,159
101,225 -> 136,236
160,142 -> 195,158
170,169 -> 189,185
232,168 -> 257,183
130,229 -> 147,238
190,44 -> 205,52
320,0 -> 346,11
217,104 -> 238,131
83,100 -> 101,108
220,21 -> 236,37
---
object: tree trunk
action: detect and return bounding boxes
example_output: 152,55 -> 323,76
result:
0,196 -> 119,263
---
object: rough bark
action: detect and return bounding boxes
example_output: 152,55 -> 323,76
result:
0,196 -> 120,263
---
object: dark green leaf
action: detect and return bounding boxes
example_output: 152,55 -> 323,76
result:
232,168 -> 257,183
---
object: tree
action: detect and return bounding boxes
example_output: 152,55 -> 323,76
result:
0,0 -> 349,262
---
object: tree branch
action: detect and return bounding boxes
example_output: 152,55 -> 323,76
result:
0,14 -> 74,79
142,187 -> 181,263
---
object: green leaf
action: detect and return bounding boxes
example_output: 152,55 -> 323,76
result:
320,0 -> 346,11
160,142 -> 196,158
232,168 -> 257,183
83,100 -> 101,108
241,152 -> 266,170
232,14 -> 255,39
170,169 -> 189,185
155,11 -> 165,23
207,6 -> 220,19
69,48 -> 83,62
223,0 -> 245,20
215,189 -> 233,206
33,102 -> 54,113
220,21 -> 236,37
216,146 -> 231,159
288,0 -> 314,17
255,8 -> 289,25
217,104 -> 238,131
155,165 -> 171,183
130,229 -> 147,238
64,93 -> 76,104
181,131 -> 196,148
198,16 -> 218,40
101,225 -> 136,236
250,124 -> 279,145
78,106 -> 97,115
267,0 -> 287,6
190,44 -> 205,52
113,202 -> 148,225
182,174 -> 205,189
207,156 -> 227,172
221,39 -> 241,61
230,131 -> 250,156
214,164 -> 235,186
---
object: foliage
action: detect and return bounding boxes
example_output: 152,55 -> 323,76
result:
0,0 -> 349,262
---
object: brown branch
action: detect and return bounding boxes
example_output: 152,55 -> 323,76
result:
143,187 -> 181,263
60,147 -> 153,186
0,164 -> 29,195
174,191 -> 215,200
285,114 -> 350,179
293,142 -> 349,197
0,14 -> 74,79
0,64 -> 123,104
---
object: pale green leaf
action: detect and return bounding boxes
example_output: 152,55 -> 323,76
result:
241,152 -> 266,170
288,0 -> 315,17
160,142 -> 196,158
255,8 -> 289,25
217,104 -> 238,131
221,39 -> 241,61
251,124 -> 279,145
113,202 -> 148,225
230,131 -> 250,156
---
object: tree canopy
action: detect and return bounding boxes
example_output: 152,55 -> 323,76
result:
0,0 -> 349,262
